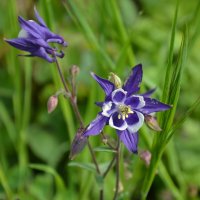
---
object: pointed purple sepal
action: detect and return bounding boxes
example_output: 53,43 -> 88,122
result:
91,72 -> 115,96
140,97 -> 171,114
34,7 -> 47,27
4,38 -> 36,52
123,64 -> 143,96
141,88 -> 156,97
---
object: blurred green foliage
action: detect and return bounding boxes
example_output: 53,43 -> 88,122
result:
0,0 -> 200,199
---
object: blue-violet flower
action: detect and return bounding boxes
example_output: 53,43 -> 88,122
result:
5,7 -> 67,63
83,64 -> 171,153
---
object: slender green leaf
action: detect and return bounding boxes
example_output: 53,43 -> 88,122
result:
68,162 -> 96,173
29,163 -> 67,194
93,146 -> 117,153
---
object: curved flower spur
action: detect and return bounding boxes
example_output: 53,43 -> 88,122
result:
83,64 -> 171,153
4,7 -> 67,63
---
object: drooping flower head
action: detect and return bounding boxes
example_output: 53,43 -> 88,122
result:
4,7 -> 67,63
83,64 -> 171,153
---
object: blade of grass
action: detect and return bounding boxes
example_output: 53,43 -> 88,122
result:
159,162 -> 183,200
166,96 -> 200,143
29,164 -> 67,195
141,6 -> 188,199
0,102 -> 17,149
140,128 -> 183,200
109,0 -> 135,66
6,0 -> 22,132
0,164 -> 13,199
188,0 -> 200,50
161,0 -> 179,104
63,0 -> 115,70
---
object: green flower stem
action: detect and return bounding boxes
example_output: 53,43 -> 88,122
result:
103,156 -> 116,178
40,0 -> 75,141
7,0 -> 29,190
113,138 -> 121,200
101,132 -> 116,150
19,59 -> 32,188
0,164 -> 13,199
99,189 -> 104,200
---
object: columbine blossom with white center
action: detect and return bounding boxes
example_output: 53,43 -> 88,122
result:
83,64 -> 171,153
5,7 -> 67,63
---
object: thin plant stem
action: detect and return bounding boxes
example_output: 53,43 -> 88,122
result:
87,139 -> 101,174
54,57 -> 83,126
53,56 -> 101,174
99,189 -> 103,200
113,138 -> 121,200
101,132 -> 116,149
103,156 -> 116,178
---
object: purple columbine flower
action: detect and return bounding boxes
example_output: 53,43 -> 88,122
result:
4,7 -> 67,63
83,64 -> 171,153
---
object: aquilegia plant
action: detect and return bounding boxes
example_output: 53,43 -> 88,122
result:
83,64 -> 171,153
5,7 -> 67,62
5,7 -> 172,200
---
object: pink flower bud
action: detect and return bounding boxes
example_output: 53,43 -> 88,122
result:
139,150 -> 151,167
70,65 -> 80,77
47,95 -> 58,113
144,114 -> 162,132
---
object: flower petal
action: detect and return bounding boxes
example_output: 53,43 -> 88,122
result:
111,88 -> 127,104
126,111 -> 144,133
32,47 -> 55,63
83,114 -> 108,136
91,72 -> 115,96
125,95 -> 145,109
34,7 -> 47,27
4,38 -> 38,52
140,88 -> 156,97
140,97 -> 171,114
117,130 -> 138,153
109,112 -> 128,131
123,64 -> 143,96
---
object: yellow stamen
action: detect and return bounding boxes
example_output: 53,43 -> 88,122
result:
118,104 -> 134,120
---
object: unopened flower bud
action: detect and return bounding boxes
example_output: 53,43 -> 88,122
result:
108,72 -> 122,88
69,128 -> 88,160
139,150 -> 151,167
144,114 -> 162,132
47,95 -> 58,113
70,65 -> 80,77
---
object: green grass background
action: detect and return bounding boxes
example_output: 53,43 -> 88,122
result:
0,0 -> 200,199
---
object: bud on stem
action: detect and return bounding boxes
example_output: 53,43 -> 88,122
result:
47,95 -> 58,113
144,114 -> 162,132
